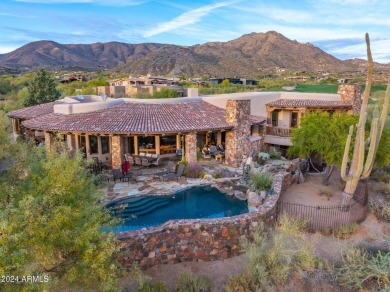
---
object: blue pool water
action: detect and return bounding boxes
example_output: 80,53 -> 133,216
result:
106,186 -> 248,232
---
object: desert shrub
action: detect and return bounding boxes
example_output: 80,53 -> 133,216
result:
225,273 -> 252,292
212,171 -> 222,178
240,215 -> 321,290
372,182 -> 390,197
220,168 -> 237,178
185,162 -> 204,178
318,187 -> 333,200
249,172 -> 274,192
175,272 -> 213,292
369,198 -> 390,222
138,281 -> 167,292
332,223 -> 359,239
370,168 -> 390,182
268,146 -> 282,159
335,247 -> 390,290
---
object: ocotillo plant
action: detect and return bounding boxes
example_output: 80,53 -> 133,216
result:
340,33 -> 390,207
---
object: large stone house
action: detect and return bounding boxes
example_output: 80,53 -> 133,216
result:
8,84 -> 361,169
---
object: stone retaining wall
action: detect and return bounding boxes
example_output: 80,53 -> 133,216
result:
116,171 -> 293,269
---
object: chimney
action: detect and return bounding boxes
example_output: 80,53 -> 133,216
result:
337,84 -> 362,115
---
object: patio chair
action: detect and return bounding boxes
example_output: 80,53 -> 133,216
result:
218,144 -> 224,152
145,153 -> 152,158
153,161 -> 175,179
161,164 -> 185,182
128,156 -> 135,166
209,146 -> 220,157
151,157 -> 161,167
141,158 -> 151,167
202,150 -> 211,159
151,154 -> 159,159
135,157 -> 142,166
112,169 -> 123,182
139,152 -> 146,157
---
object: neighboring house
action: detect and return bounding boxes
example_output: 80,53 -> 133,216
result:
95,75 -> 183,98
59,72 -> 87,83
7,85 -> 360,169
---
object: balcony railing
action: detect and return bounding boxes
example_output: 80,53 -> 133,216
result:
265,126 -> 291,137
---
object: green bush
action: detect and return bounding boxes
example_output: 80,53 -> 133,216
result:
335,247 -> 390,290
238,215 -> 320,290
332,223 -> 359,239
249,172 -> 274,192
318,187 -> 333,200
175,272 -> 213,292
138,281 -> 167,292
268,146 -> 282,159
225,273 -> 252,292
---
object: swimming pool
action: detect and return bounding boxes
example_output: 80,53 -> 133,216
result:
106,186 -> 248,232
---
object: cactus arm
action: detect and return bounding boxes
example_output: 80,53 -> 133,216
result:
341,125 -> 354,181
361,118 -> 379,178
360,33 -> 373,116
352,122 -> 366,180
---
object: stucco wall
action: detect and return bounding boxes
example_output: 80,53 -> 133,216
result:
115,171 -> 293,269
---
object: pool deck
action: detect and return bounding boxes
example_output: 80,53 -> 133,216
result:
100,159 -> 241,204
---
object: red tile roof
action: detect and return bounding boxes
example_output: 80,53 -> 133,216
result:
266,99 -> 352,108
249,115 -> 266,125
21,101 -> 233,134
7,101 -> 60,119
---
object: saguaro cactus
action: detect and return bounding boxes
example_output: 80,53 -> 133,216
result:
340,33 -> 390,207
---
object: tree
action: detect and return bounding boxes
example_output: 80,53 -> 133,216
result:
24,69 -> 61,107
0,137 -> 119,290
288,111 -> 358,185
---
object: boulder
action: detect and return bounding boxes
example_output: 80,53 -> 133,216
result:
202,174 -> 214,182
234,190 -> 247,201
248,192 -> 262,207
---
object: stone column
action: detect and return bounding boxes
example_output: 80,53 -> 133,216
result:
338,84 -> 362,115
217,132 -> 222,145
225,99 -> 251,168
44,131 -> 56,151
111,135 -> 124,170
133,136 -> 139,156
185,132 -> 197,164
75,134 -> 79,151
66,134 -> 73,150
155,135 -> 160,155
176,134 -> 181,150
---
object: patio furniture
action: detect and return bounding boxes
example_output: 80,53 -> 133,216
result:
215,153 -> 224,162
145,153 -> 152,158
218,144 -> 225,152
153,161 -> 175,178
209,146 -> 220,157
151,157 -> 161,167
202,150 -> 211,159
151,154 -> 159,159
135,157 -> 142,166
141,158 -> 151,167
161,164 -> 185,181
128,156 -> 135,166
139,152 -> 146,157
112,169 -> 123,182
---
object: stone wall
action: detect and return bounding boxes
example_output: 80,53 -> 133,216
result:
185,132 -> 197,164
111,135 -> 124,170
116,171 -> 293,269
225,99 -> 252,167
338,84 -> 362,115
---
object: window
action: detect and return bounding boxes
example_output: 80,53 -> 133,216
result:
291,112 -> 298,128
89,135 -> 98,154
271,111 -> 279,127
101,136 -> 110,154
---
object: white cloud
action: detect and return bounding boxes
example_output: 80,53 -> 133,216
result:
143,1 -> 238,38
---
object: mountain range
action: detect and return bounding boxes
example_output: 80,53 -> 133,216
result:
0,31 -> 388,77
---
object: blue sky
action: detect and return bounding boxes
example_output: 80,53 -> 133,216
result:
1,0 -> 389,63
